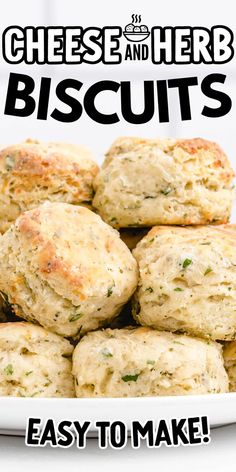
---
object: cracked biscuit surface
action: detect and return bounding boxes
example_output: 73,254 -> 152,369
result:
93,137 -> 234,228
0,322 -> 74,397
0,202 -> 138,337
72,327 -> 228,397
133,224 -> 236,341
0,140 -> 99,233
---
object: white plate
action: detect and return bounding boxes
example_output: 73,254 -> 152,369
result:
123,32 -> 150,42
0,393 -> 236,435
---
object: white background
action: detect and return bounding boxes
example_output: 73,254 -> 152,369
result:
0,0 -> 236,469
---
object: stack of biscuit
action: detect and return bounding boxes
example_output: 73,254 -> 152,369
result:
0,136 -> 234,398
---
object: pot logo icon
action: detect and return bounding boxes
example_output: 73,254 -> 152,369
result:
123,14 -> 150,42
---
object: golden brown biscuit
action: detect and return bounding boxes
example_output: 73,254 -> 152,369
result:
93,137 -> 234,228
0,140 -> 99,232
0,202 -> 138,337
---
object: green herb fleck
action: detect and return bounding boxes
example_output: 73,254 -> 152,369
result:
228,287 -> 232,291
101,348 -> 113,358
204,267 -> 213,276
182,258 -> 192,269
69,313 -> 83,322
161,187 -> 172,195
121,373 -> 140,382
107,286 -> 114,297
146,360 -> 155,366
25,371 -> 33,376
4,364 -> 13,375
146,287 -> 153,293
201,242 -> 211,245
174,287 -> 183,292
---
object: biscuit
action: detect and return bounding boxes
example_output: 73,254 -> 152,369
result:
0,139 -> 99,232
108,301 -> 136,329
133,224 -> 236,341
223,342 -> 236,392
0,322 -> 74,397
93,137 -> 234,228
72,327 -> 228,397
0,202 -> 138,337
0,295 -> 8,323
